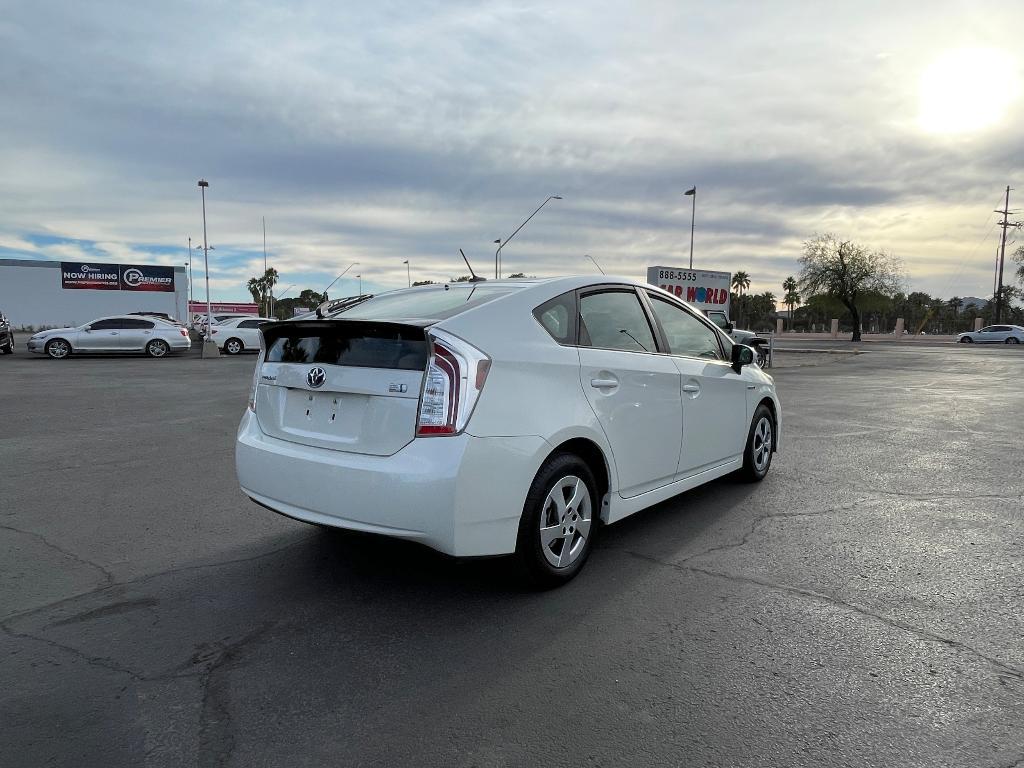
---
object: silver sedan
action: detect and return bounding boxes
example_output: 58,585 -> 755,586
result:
26,315 -> 192,358
956,325 -> 1024,344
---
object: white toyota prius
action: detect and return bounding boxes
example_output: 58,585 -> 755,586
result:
236,277 -> 781,585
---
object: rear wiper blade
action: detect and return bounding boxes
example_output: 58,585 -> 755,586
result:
316,294 -> 374,318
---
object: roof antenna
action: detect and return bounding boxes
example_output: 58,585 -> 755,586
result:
459,249 -> 487,282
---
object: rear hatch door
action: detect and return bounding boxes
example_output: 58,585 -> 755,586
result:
256,320 -> 428,456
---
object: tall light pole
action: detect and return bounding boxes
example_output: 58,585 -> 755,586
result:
197,179 -> 216,356
584,254 -> 606,275
357,274 -> 362,294
323,261 -> 359,298
684,186 -> 696,269
403,260 -> 410,287
186,237 -> 194,304
494,195 -> 562,279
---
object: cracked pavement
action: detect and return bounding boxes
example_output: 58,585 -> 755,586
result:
1,344 -> 1022,767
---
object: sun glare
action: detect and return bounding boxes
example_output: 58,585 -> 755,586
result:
918,48 -> 1019,134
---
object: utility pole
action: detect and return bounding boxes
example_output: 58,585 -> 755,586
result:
994,186 -> 1021,324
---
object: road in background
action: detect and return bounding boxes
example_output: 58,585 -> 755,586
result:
1,345 -> 1022,767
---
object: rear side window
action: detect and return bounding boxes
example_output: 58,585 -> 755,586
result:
578,290 -> 656,353
238,319 -> 264,329
121,318 -> 155,329
264,321 -> 428,370
533,292 -> 576,344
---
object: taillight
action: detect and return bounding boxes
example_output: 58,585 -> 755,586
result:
180,328 -> 188,337
416,330 -> 490,436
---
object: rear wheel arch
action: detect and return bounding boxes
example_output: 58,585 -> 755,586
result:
542,437 -> 611,520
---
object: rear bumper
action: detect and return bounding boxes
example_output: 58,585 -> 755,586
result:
235,410 -> 549,556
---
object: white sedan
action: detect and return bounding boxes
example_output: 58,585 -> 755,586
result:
957,325 -> 1024,344
235,277 -> 780,586
209,317 -> 274,355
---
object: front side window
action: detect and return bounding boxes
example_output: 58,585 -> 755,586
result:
578,290 -> 656,353
89,319 -> 123,330
649,295 -> 724,360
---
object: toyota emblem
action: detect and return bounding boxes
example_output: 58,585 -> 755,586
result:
306,366 -> 327,388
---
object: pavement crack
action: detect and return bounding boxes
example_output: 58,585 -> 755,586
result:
0,622 -> 145,682
0,536 -> 308,625
626,550 -> 1024,684
0,523 -> 115,587
674,497 -> 881,566
196,623 -> 276,768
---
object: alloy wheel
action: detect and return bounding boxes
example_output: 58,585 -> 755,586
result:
47,340 -> 69,359
539,475 -> 592,569
226,339 -> 242,354
752,416 -> 772,472
148,340 -> 168,357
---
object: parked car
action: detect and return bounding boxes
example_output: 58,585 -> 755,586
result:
956,325 -> 1024,344
236,277 -> 780,586
209,317 -> 274,354
194,313 -> 257,336
26,315 -> 192,358
0,311 -> 13,354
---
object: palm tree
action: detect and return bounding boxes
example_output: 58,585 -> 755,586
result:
731,271 -> 751,296
782,276 -> 800,330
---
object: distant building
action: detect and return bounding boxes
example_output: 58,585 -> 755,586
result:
0,258 -> 187,328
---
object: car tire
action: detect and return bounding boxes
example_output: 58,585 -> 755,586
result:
1005,337 -> 1020,345
146,339 -> 170,358
224,338 -> 243,355
1,342 -> 11,354
45,338 -> 71,359
737,403 -> 774,483
961,337 -> 973,343
514,453 -> 599,588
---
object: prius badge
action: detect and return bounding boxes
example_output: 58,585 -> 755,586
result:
307,366 -> 327,389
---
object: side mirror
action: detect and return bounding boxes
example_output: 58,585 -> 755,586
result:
731,343 -> 754,373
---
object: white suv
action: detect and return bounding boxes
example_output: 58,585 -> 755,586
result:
236,277 -> 780,585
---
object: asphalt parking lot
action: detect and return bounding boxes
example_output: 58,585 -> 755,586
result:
1,341 -> 1022,768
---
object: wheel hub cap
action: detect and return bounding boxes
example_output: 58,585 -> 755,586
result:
539,475 -> 592,569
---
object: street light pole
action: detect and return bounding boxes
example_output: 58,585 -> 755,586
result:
684,186 -> 696,269
403,260 -> 410,287
196,180 -> 212,352
494,195 -> 562,279
186,237 -> 194,304
584,254 -> 606,274
357,274 -> 362,294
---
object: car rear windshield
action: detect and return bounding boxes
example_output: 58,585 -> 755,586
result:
263,321 -> 428,370
331,284 -> 521,322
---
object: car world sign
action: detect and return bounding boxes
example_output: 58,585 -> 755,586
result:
646,266 -> 731,315
61,262 -> 175,292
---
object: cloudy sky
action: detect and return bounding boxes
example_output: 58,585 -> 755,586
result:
1,1 -> 1021,303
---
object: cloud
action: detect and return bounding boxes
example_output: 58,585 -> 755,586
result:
1,0 -> 1022,301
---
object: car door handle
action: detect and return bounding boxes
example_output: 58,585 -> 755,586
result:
590,377 -> 618,389
682,383 -> 700,393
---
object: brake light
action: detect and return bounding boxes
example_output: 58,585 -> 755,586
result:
416,330 -> 490,436
180,328 -> 188,338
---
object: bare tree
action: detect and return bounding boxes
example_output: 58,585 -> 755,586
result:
799,234 -> 903,341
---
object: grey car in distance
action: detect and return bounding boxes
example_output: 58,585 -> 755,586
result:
26,315 -> 192,358
956,325 -> 1024,344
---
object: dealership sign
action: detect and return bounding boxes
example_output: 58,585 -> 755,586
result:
646,266 -> 731,315
61,262 -> 175,292
188,301 -> 259,315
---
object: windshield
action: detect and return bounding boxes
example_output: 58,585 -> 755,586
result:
329,284 -> 522,321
